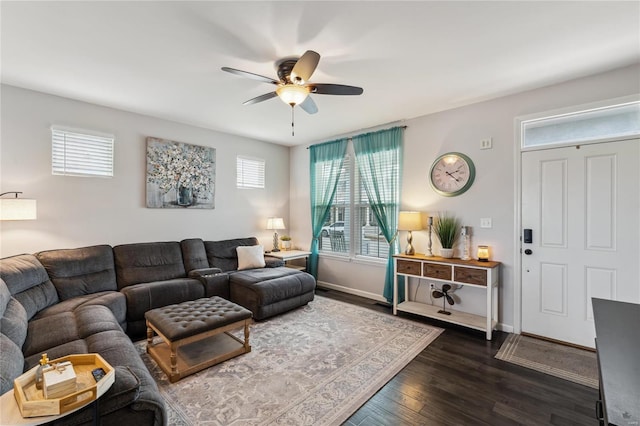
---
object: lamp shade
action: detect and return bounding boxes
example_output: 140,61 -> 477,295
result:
398,211 -> 423,231
0,198 -> 37,220
266,217 -> 286,230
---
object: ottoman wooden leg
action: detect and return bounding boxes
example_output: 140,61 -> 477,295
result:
146,322 -> 154,352
244,320 -> 251,352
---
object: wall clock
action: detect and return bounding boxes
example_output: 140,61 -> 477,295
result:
429,152 -> 476,197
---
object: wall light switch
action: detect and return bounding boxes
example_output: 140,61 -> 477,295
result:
480,138 -> 493,150
480,217 -> 492,228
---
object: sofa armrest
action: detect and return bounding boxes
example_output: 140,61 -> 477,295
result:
264,256 -> 285,268
188,267 -> 223,278
191,272 -> 230,299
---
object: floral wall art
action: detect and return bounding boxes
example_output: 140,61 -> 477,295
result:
146,137 -> 216,209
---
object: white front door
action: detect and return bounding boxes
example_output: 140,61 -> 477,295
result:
521,139 -> 640,348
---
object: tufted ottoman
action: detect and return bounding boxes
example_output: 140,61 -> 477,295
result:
145,296 -> 252,383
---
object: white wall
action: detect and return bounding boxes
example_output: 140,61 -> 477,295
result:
0,85 -> 290,256
289,64 -> 640,331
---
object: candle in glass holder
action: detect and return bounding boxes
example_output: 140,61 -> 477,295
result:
477,245 -> 490,262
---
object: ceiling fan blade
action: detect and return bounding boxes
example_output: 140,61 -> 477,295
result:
221,67 -> 279,85
291,50 -> 320,83
299,96 -> 318,114
243,92 -> 278,105
310,83 -> 363,96
432,291 -> 444,299
445,294 -> 455,306
442,284 -> 452,293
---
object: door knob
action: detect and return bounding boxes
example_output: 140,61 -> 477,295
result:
524,249 -> 533,255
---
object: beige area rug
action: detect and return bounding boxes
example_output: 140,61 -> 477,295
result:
495,333 -> 598,389
136,295 -> 442,425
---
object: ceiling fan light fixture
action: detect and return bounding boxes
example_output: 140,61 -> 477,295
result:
276,84 -> 310,106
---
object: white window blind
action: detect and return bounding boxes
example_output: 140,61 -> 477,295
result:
52,127 -> 114,177
236,156 -> 265,188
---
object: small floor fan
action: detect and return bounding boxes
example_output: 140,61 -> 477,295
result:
432,284 -> 455,315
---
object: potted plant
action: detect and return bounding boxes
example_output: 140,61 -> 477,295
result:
280,235 -> 292,251
433,213 -> 460,258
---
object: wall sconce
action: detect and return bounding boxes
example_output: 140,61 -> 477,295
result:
477,245 -> 490,262
266,217 -> 286,252
398,211 -> 423,255
0,192 -> 37,220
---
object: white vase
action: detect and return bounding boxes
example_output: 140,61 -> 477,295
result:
440,248 -> 454,258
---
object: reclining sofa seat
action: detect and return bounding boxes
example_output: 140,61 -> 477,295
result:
113,241 -> 204,337
181,237 -> 316,320
0,254 -> 165,426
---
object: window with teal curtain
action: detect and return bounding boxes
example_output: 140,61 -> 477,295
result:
308,138 -> 348,278
352,127 -> 404,303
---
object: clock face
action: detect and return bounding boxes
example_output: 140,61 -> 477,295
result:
429,152 -> 475,197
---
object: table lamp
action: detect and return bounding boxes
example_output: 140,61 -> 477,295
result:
266,217 -> 285,252
398,211 -> 423,255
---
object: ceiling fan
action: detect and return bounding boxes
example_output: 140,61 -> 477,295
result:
221,50 -> 363,135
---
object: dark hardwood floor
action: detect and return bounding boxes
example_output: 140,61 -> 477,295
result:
316,288 -> 599,426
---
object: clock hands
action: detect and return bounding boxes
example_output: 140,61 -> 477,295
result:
445,171 -> 460,182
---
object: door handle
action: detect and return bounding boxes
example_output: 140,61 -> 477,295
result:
524,249 -> 533,255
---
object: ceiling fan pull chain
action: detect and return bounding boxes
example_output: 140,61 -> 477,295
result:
291,104 -> 295,136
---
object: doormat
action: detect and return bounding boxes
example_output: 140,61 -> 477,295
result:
495,333 -> 598,389
137,295 -> 443,425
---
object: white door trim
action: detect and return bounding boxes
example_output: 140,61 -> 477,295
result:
512,94 -> 640,337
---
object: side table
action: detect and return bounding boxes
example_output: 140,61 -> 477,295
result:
266,250 -> 311,272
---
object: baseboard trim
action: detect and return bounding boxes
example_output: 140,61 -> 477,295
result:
317,281 -> 387,304
497,323 -> 514,333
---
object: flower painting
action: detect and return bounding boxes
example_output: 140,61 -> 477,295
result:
146,137 -> 215,209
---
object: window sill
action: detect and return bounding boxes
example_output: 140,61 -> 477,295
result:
319,252 -> 387,267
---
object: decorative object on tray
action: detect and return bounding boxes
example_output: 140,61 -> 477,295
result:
43,361 -> 77,399
433,213 -> 460,258
432,284 -> 455,315
12,353 -> 114,418
280,235 -> 292,250
146,137 -> 216,209
34,353 -> 50,391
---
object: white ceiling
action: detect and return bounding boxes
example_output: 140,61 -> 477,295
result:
2,1 -> 639,146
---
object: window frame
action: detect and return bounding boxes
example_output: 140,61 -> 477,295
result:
319,142 -> 388,264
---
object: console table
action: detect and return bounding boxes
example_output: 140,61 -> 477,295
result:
393,254 -> 500,340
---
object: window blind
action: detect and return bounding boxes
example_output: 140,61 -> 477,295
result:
236,156 -> 265,188
52,127 -> 114,177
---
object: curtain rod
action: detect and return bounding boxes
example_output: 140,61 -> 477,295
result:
305,125 -> 407,149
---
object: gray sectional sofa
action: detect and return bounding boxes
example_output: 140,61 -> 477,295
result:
0,237 -> 316,425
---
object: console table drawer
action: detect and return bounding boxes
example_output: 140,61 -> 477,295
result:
397,260 -> 421,276
455,267 -> 487,286
423,263 -> 452,280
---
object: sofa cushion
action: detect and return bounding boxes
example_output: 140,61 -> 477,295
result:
0,334 -> 24,395
0,279 -> 27,348
36,245 -> 117,300
32,291 -> 127,331
22,311 -> 79,358
1,298 -> 28,349
204,237 -> 258,272
113,242 -> 186,289
0,254 -> 58,319
236,245 -> 266,270
120,277 -> 205,325
180,238 -> 209,272
230,268 -> 315,306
